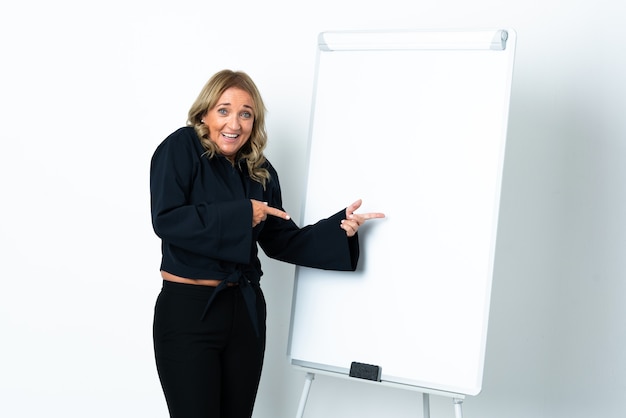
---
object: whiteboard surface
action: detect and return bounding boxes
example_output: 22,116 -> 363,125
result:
288,30 -> 516,397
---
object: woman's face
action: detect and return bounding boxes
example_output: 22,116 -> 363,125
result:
203,87 -> 254,162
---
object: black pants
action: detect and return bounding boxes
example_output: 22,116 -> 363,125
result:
153,280 -> 267,418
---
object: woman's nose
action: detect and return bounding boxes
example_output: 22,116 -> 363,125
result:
227,115 -> 241,130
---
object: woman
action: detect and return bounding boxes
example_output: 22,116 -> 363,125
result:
150,69 -> 384,418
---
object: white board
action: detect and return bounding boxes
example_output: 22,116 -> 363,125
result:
288,29 -> 516,397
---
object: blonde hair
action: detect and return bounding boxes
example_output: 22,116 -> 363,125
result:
187,69 -> 270,187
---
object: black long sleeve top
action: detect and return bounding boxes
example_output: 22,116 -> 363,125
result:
150,126 -> 360,287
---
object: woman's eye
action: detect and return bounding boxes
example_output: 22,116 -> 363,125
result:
218,108 -> 227,115
241,111 -> 252,119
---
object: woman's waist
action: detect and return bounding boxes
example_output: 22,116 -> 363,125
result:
161,270 -> 239,287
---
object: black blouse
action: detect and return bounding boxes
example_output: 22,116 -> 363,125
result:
150,127 -> 359,333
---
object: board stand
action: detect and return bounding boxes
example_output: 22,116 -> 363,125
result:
294,368 -> 465,418
295,372 -> 315,418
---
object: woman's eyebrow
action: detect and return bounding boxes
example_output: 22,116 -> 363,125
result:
216,102 -> 254,110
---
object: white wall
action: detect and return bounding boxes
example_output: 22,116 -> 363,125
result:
1,1 -> 624,417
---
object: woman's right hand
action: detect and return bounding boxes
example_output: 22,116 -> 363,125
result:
251,199 -> 291,227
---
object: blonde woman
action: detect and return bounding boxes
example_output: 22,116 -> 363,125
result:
150,69 -> 384,418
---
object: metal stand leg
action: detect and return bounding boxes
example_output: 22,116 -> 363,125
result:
453,397 -> 464,418
295,372 -> 315,418
422,393 -> 430,418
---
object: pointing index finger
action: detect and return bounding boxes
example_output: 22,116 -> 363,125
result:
266,206 -> 291,221
361,212 -> 386,220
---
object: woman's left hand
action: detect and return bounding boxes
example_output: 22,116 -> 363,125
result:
340,199 -> 385,237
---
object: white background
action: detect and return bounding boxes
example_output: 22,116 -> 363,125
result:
1,1 -> 624,417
